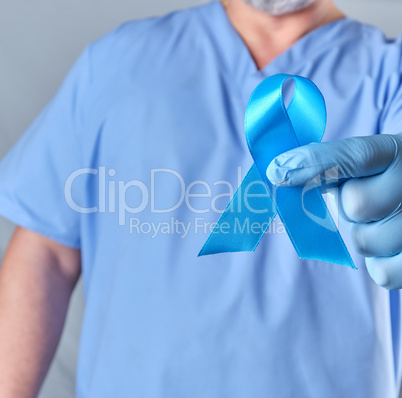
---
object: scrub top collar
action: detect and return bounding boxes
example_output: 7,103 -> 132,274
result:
206,1 -> 362,102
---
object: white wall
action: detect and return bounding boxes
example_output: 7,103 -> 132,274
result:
0,1 -> 400,397
337,0 -> 402,38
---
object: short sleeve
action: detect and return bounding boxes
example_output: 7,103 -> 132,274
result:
0,46 -> 91,248
380,36 -> 402,135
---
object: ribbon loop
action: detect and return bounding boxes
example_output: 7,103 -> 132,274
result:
199,74 -> 354,268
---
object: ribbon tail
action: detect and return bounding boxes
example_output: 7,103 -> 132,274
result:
198,163 -> 277,256
273,183 -> 355,268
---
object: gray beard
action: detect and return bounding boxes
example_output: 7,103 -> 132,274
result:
243,0 -> 316,15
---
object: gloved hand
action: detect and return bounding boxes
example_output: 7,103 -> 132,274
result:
266,133 -> 402,290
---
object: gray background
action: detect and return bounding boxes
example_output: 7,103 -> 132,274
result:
0,1 -> 401,396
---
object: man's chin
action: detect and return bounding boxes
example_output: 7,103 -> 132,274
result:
243,0 -> 316,16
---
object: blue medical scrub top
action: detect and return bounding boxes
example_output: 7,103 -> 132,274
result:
1,2 -> 402,397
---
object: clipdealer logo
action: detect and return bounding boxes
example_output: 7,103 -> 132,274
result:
65,167 -> 251,219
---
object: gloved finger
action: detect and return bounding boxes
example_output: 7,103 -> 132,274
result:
266,133 -> 399,187
366,254 -> 402,290
339,158 -> 402,222
350,207 -> 402,257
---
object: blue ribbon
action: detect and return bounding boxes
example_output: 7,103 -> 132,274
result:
199,74 -> 354,268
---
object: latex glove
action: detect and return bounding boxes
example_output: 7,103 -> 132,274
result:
266,133 -> 402,290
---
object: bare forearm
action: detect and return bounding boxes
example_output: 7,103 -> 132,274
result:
0,227 -> 80,398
